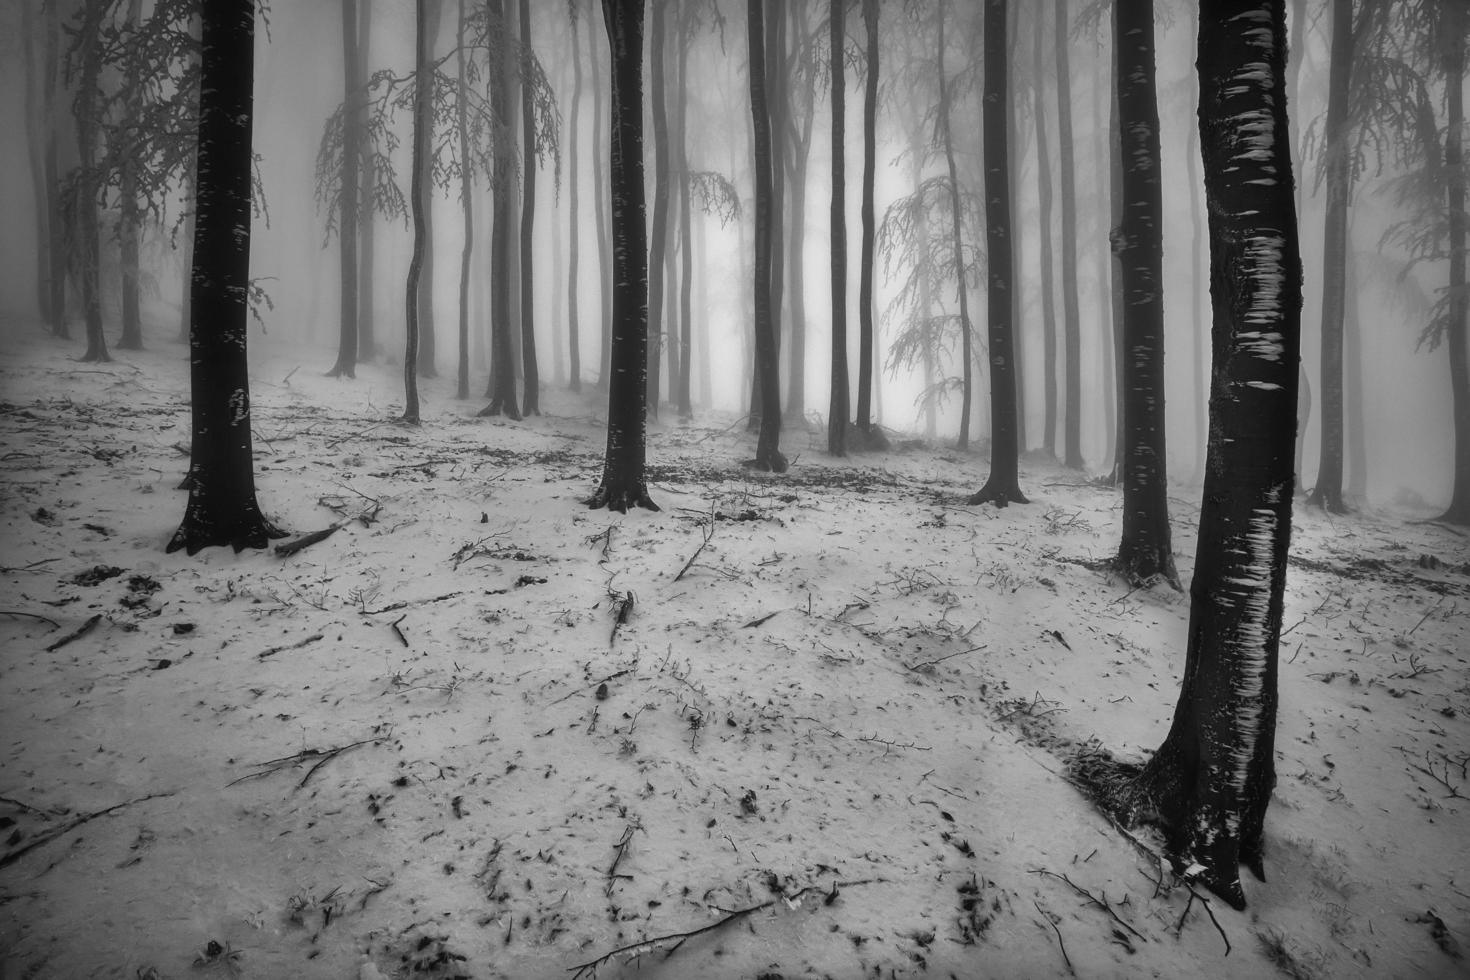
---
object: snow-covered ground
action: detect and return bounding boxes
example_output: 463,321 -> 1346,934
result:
1,322 -> 1466,979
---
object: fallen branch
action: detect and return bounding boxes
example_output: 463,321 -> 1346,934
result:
674,504 -> 716,582
257,633 -> 325,661
567,878 -> 880,979
275,524 -> 342,558
906,645 -> 985,672
0,558 -> 60,573
227,735 -> 387,789
1176,877 -> 1232,955
0,611 -> 60,629
605,823 -> 637,896
389,615 -> 409,648
858,733 -> 932,752
0,792 -> 175,870
550,668 -> 635,705
1031,868 -> 1146,942
361,592 -> 462,615
1033,900 -> 1075,975
742,610 -> 780,629
43,614 -> 102,652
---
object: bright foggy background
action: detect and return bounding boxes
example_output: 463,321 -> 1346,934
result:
0,1 -> 1458,511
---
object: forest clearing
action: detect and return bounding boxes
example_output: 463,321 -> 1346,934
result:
1,329 -> 1466,979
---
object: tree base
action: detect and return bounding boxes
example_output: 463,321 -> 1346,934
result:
1305,487 -> 1349,514
967,480 -> 1028,508
742,450 -> 789,474
166,513 -> 286,557
586,485 -> 660,514
477,400 -> 523,421
326,364 -> 356,379
1113,550 -> 1183,591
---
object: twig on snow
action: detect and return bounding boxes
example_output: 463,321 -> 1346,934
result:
361,592 -> 462,615
1033,900 -> 1075,975
227,735 -> 387,789
742,610 -> 780,629
0,611 -> 60,629
1031,868 -> 1146,942
0,792 -> 175,870
550,668 -> 634,705
674,503 -> 716,582
389,616 -> 409,647
256,633 -> 325,661
1176,877 -> 1232,955
43,613 -> 102,652
605,823 -> 637,896
905,645 -> 985,672
274,524 -> 341,558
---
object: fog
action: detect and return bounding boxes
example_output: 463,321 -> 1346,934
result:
0,0 -> 1461,509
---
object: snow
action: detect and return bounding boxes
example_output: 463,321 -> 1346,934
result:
1,325 -> 1467,979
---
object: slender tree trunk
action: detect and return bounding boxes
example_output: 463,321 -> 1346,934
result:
1033,2 -> 1057,457
783,98 -> 812,425
1187,91 -> 1208,484
748,0 -> 786,471
766,0 -> 787,427
1128,0 -> 1302,909
695,196 -> 712,408
589,0 -> 656,511
1092,27 -> 1114,468
455,0 -> 472,399
828,0 -> 849,456
938,5 -> 974,451
856,0 -> 880,437
675,16 -> 695,417
1307,0 -> 1353,513
481,0 -> 521,418
75,1 -> 108,363
1344,239 -> 1367,501
357,0 -> 376,361
417,0 -> 442,378
518,0 -> 540,414
168,0 -> 281,554
1114,0 -> 1178,587
44,0 -> 66,338
1010,3 -> 1026,453
646,0 -> 670,417
21,0 -> 50,323
115,0 -> 146,350
1442,0 -> 1470,524
402,0 -> 432,422
330,0 -> 362,378
968,0 -> 1026,507
593,9 -> 613,389
568,2 -> 584,392
1105,43 -> 1126,485
1054,0 -> 1083,468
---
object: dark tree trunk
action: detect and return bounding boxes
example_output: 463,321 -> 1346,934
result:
747,0 -> 786,471
481,0 -> 521,419
1128,0 -> 1302,910
1187,82 -> 1208,485
1009,3 -> 1026,453
1054,0 -> 1083,469
568,0 -> 584,392
75,1 -> 108,363
856,0 -> 879,436
454,0 -> 472,399
518,0 -> 540,415
402,0 -> 433,422
1439,1 -> 1469,525
329,0 -> 362,378
1344,241 -> 1367,500
675,13 -> 694,417
115,0 -> 145,350
828,0 -> 849,457
646,0 -> 670,418
783,5 -> 813,426
1113,0 -> 1178,587
592,9 -> 613,389
937,5 -> 974,451
588,0 -> 657,512
357,0 -> 376,361
417,0 -> 442,378
1092,28 -> 1114,468
44,0 -> 66,338
1306,0 -> 1353,514
968,0 -> 1026,507
1033,1 -> 1057,458
21,0 -> 50,324
1105,42 -> 1126,485
168,0 -> 281,555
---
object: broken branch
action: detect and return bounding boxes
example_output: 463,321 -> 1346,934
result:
0,792 -> 175,870
43,613 -> 102,652
275,524 -> 342,558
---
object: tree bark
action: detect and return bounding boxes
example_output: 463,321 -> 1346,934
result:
329,0 -> 362,378
454,0 -> 472,399
402,0 -> 432,422
568,0 -> 584,392
416,0 -> 442,378
1054,0 -> 1083,469
481,0 -> 521,419
518,0 -> 540,415
1439,0 -> 1469,524
168,0 -> 281,554
75,0 -> 109,363
357,0 -> 376,361
828,0 -> 849,457
1113,0 -> 1178,587
588,0 -> 657,511
1033,2 -> 1057,458
748,0 -> 786,471
968,0 -> 1026,506
856,0 -> 879,436
646,0 -> 670,418
938,4 -> 974,451
1128,0 -> 1302,910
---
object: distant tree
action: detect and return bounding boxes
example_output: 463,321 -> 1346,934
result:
480,0 -> 522,420
646,0 -> 672,418
588,0 -> 657,512
967,0 -> 1026,507
115,0 -> 145,351
401,0 -> 433,423
855,0 -> 883,445
1053,0 -> 1083,469
71,0 -> 109,363
455,0 -> 473,399
168,0 -> 281,555
937,1 -> 976,451
1112,0 -> 1178,588
829,0 -> 849,457
567,0 -> 586,393
417,0 -> 443,380
357,0 -> 377,361
518,0 -> 542,416
746,0 -> 787,472
1033,1 -> 1058,459
591,8 -> 613,389
328,0 -> 363,379
20,0 -> 65,335
1111,0 -> 1302,909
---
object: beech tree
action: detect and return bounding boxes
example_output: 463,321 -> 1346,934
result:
1109,0 -> 1303,909
855,0 -> 881,442
588,0 -> 657,512
328,0 -> 363,379
168,0 -> 281,555
746,0 -> 787,472
829,0 -> 850,457
401,0 -> 433,423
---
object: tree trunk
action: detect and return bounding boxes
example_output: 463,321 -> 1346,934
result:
455,0 -> 472,399
417,0 -> 442,378
1187,80 -> 1208,485
44,0 -> 66,338
1439,1 -> 1469,524
766,0 -> 787,427
592,9 -> 613,389
856,0 -> 879,436
1009,3 -> 1026,453
481,0 -> 521,419
748,0 -> 786,471
1113,0 -> 1178,587
646,0 -> 670,418
168,0 -> 281,555
968,0 -> 1026,507
568,1 -> 584,392
518,0 -> 540,415
1105,42 -> 1126,485
1344,240 -> 1367,501
75,1 -> 108,363
1306,0 -> 1353,514
938,5 -> 974,452
114,0 -> 146,350
828,0 -> 849,457
402,0 -> 432,422
21,0 -> 51,325
329,0 -> 362,378
1033,1 -> 1057,458
588,0 -> 657,511
1092,26 -> 1114,468
357,0 -> 375,361
675,12 -> 695,417
1054,0 -> 1083,469
1129,0 -> 1302,910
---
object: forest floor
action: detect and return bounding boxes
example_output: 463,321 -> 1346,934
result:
0,321 -> 1467,980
